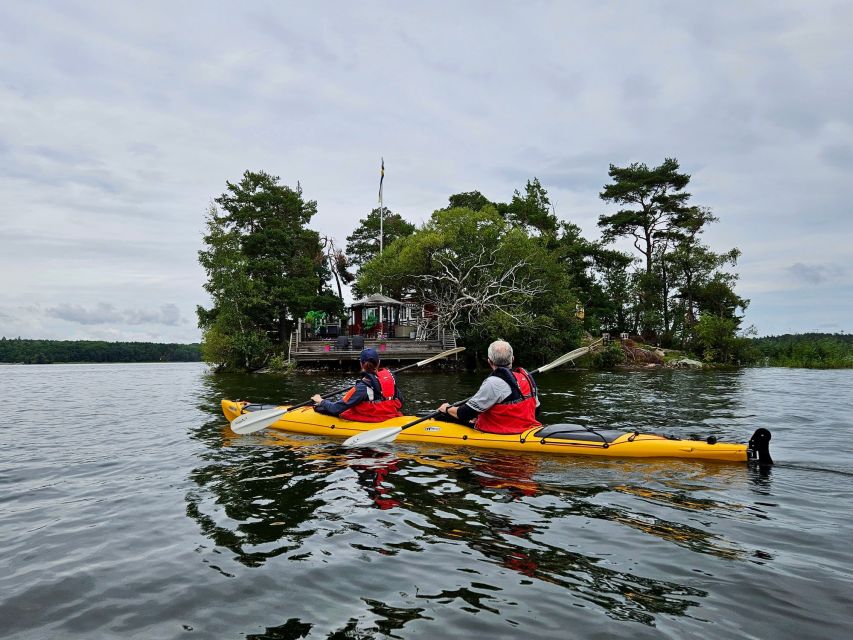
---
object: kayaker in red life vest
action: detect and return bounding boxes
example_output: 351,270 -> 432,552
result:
311,348 -> 404,422
436,340 -> 541,435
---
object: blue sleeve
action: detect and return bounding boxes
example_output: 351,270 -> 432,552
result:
315,381 -> 370,416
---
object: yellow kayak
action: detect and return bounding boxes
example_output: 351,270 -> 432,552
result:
222,399 -> 772,464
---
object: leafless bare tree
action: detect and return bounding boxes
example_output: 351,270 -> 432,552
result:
320,236 -> 355,299
414,247 -> 545,334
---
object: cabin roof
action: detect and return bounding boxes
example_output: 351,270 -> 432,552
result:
350,293 -> 403,307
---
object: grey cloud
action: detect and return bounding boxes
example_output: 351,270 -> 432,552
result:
546,67 -> 585,100
127,142 -> 160,157
33,145 -> 89,164
46,303 -> 185,326
247,11 -> 346,68
538,167 -> 609,194
682,5 -> 796,48
1,229 -> 194,265
785,262 -> 846,285
820,144 -> 853,170
495,150 -> 619,194
125,304 -> 184,326
621,74 -> 660,104
816,322 -> 841,329
46,303 -> 124,325
7,145 -> 121,194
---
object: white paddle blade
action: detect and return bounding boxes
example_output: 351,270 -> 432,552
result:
230,407 -> 287,435
535,345 -> 592,373
415,346 -> 465,367
342,426 -> 403,448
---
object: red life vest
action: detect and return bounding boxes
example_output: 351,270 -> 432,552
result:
340,368 -> 403,423
475,367 -> 541,435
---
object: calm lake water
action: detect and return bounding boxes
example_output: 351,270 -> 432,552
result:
2,362 -> 852,639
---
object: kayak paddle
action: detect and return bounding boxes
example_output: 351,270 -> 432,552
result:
341,343 -> 599,447
230,407 -> 289,434
229,346 -> 466,435
341,400 -> 468,447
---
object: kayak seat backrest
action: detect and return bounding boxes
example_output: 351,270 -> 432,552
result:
335,336 -> 350,350
352,335 -> 365,350
533,424 -> 624,443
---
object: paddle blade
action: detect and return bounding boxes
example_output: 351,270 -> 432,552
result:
230,407 -> 287,434
414,346 -> 465,367
342,426 -> 403,448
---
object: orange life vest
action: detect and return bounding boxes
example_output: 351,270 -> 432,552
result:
475,367 -> 541,434
340,368 -> 403,423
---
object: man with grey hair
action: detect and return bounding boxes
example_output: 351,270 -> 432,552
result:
437,340 -> 541,434
487,340 -> 514,367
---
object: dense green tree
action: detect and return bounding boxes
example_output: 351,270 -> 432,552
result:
488,179 -> 636,336
663,207 -> 744,344
748,333 -> 853,368
597,159 -> 747,348
589,248 -> 636,334
197,171 -> 342,371
598,159 -> 695,337
357,206 -> 583,364
345,207 -> 416,268
546,220 -> 634,335
446,190 -> 495,212
598,158 -> 691,275
503,178 -> 559,236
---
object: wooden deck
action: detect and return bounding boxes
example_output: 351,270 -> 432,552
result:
290,337 -> 458,364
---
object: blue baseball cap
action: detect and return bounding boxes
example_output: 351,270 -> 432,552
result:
360,347 -> 380,364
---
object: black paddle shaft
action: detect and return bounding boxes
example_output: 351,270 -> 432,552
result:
302,357 -> 453,410
396,399 -> 471,433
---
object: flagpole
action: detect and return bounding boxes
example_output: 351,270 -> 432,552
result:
378,158 -> 384,332
379,157 -> 384,255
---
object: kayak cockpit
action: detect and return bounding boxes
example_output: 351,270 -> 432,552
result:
243,403 -> 282,412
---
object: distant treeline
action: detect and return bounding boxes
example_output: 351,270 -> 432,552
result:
0,338 -> 202,364
749,333 -> 853,368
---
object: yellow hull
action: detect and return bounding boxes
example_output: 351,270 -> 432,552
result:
222,400 -> 753,463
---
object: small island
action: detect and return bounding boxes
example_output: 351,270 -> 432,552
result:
190,160 -> 849,372
198,160 -> 757,372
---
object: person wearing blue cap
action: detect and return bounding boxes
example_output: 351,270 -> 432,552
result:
312,348 -> 404,422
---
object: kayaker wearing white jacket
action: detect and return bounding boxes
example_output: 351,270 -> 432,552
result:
436,340 -> 541,435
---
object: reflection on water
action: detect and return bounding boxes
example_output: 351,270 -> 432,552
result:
183,367 -> 821,636
187,421 -> 760,627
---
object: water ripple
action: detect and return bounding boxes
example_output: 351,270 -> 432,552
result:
2,363 -> 853,638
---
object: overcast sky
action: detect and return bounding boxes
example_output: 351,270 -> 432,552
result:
2,1 -> 852,343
